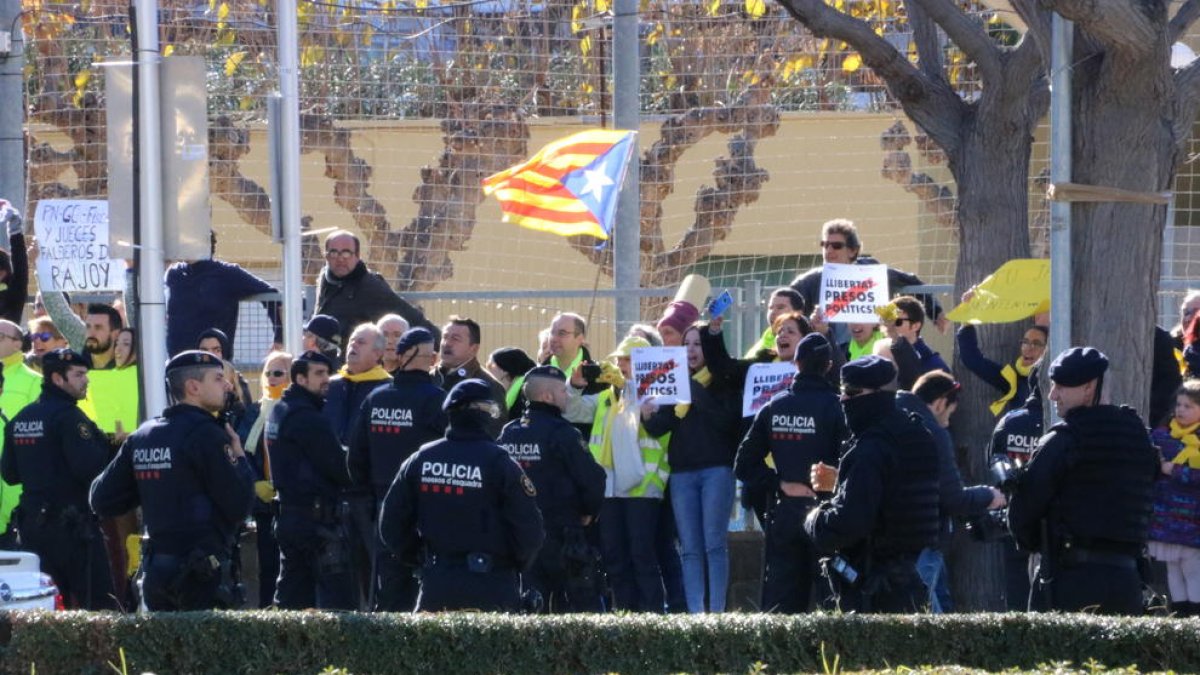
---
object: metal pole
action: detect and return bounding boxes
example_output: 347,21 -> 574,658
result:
612,0 -> 640,340
135,0 -> 168,418
277,0 -> 304,355
0,0 -> 24,212
1048,13 -> 1073,425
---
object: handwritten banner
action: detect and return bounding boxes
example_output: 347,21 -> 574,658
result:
631,346 -> 690,405
947,259 -> 1050,324
33,200 -> 126,292
742,362 -> 796,417
820,263 -> 888,323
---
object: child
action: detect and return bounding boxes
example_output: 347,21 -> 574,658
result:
1149,379 -> 1200,616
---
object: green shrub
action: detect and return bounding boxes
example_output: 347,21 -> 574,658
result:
1,611 -> 1197,675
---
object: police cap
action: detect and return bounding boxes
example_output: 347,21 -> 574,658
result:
794,332 -> 831,363
395,327 -> 435,355
525,364 -> 566,382
443,378 -> 494,411
841,354 -> 897,390
1048,347 -> 1109,387
294,350 -> 335,371
165,350 -> 224,375
41,348 -> 88,374
304,314 -> 342,346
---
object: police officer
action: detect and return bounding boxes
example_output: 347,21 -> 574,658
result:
987,363 -> 1043,611
804,355 -> 940,613
379,379 -> 544,612
90,350 -> 255,611
348,327 -> 447,611
2,349 -> 114,609
735,333 -> 847,613
269,350 -> 356,610
1007,347 -> 1159,614
496,365 -> 605,613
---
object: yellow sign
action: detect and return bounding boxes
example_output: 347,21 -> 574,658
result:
947,259 -> 1050,324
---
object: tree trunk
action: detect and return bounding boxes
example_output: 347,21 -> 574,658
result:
947,109 -> 1036,611
1069,43 -> 1179,418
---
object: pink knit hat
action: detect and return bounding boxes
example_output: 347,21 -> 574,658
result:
657,300 -> 700,336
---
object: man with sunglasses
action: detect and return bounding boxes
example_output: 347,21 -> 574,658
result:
314,230 -> 438,345
790,219 -> 946,351
348,327 -> 447,610
804,355 -> 940,613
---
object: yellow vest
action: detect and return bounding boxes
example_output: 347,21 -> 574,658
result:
588,389 -> 670,498
79,367 -> 141,435
0,353 -> 43,532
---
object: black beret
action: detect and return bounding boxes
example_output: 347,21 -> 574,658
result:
443,378 -> 494,411
295,350 -> 335,371
525,364 -> 566,382
1048,347 -> 1108,387
395,327 -> 435,355
794,332 -> 831,363
165,349 -> 223,374
490,347 -> 537,379
841,355 -> 897,390
303,314 -> 342,346
41,348 -> 87,371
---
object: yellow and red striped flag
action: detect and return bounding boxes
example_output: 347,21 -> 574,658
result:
482,129 -> 637,240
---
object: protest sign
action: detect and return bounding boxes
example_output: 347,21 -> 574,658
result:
34,200 -> 126,292
820,263 -> 888,323
946,259 -> 1050,324
742,362 -> 796,417
631,346 -> 690,405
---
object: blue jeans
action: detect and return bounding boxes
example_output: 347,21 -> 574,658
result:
670,466 -> 735,613
916,547 -> 952,613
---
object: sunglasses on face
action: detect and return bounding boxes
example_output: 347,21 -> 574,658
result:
266,370 -> 287,378
820,241 -> 847,251
893,318 -> 913,327
31,332 -> 55,342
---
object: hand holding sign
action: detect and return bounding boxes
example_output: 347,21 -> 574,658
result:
742,362 -> 796,418
631,346 -> 690,405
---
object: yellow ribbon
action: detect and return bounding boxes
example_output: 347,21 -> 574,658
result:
989,358 -> 1033,417
674,367 -> 712,418
1169,418 -> 1200,469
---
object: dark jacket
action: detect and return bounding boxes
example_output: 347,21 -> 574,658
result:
1153,326 -> 1183,428
643,370 -> 742,473
315,261 -> 437,343
956,325 -> 1029,414
90,403 -> 255,555
0,232 -> 28,325
433,358 -> 507,439
323,370 -> 392,446
165,258 -> 281,360
348,370 -> 448,499
269,384 -> 353,509
889,336 -> 950,391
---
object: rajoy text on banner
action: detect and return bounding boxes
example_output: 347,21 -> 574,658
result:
742,362 -> 796,418
820,263 -> 889,324
631,346 -> 691,405
33,200 -> 126,292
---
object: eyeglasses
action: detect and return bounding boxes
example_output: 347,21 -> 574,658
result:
1019,339 -> 1046,348
820,241 -> 847,251
841,386 -> 866,398
30,332 -> 55,342
326,248 -> 356,258
553,330 -> 579,339
266,370 -> 287,378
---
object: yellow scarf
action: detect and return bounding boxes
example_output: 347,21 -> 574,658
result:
990,358 -> 1033,417
338,365 -> 391,383
1169,419 -> 1200,469
675,367 -> 712,418
265,383 -> 286,400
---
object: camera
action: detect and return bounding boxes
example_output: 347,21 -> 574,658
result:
580,363 -> 602,384
965,455 -> 1026,542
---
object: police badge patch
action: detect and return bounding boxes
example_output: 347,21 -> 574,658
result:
520,474 -> 537,497
77,422 -> 92,440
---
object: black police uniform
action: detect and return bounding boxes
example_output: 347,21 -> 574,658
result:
735,371 -> 847,613
1008,403 -> 1158,614
269,381 -> 357,610
91,356 -> 255,611
987,389 -> 1043,611
497,397 -> 605,613
348,367 -> 447,611
379,380 -> 544,612
2,365 -> 115,610
805,356 -> 940,613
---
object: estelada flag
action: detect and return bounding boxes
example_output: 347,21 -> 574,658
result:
482,129 -> 637,241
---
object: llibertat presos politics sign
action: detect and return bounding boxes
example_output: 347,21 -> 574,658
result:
33,199 -> 127,292
631,346 -> 691,405
820,262 -> 888,324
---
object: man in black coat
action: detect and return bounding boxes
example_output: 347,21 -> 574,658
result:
805,355 -> 940,613
1007,347 -> 1159,615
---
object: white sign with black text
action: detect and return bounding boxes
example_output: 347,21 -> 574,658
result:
820,262 -> 888,324
631,346 -> 691,405
33,200 -> 126,292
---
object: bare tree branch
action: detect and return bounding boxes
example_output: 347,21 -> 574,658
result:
1169,0 -> 1200,44
907,1 -> 945,83
774,0 -> 968,158
1009,0 -> 1051,46
911,0 -> 1002,81
1041,0 -> 1160,55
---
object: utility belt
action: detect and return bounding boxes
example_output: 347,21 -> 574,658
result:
22,503 -> 96,532
274,496 -> 342,525
423,551 -> 514,574
144,546 -> 242,609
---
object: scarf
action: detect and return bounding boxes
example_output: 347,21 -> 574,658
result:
675,367 -> 712,418
265,383 -> 287,400
338,365 -> 391,383
505,375 -> 526,411
1169,418 -> 1200,469
550,350 -> 585,379
990,358 -> 1033,417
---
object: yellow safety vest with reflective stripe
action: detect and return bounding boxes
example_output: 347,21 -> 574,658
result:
588,388 -> 670,499
79,366 -> 140,435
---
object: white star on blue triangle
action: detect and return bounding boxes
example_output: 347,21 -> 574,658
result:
560,133 -> 635,239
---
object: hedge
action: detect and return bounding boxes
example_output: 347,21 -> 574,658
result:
1,611 -> 1197,675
